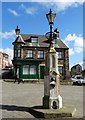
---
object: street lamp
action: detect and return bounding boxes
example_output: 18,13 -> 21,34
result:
46,9 -> 56,25
45,9 -> 56,47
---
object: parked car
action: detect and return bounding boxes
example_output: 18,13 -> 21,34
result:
71,75 -> 85,85
2,66 -> 12,70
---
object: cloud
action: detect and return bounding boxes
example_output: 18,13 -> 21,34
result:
6,1 -> 83,17
56,1 -> 83,12
0,48 -> 13,64
63,33 -> 83,55
78,61 -> 85,70
38,1 -> 83,13
0,30 -> 15,39
0,49 -> 3,52
83,39 -> 85,51
83,61 -> 85,70
69,48 -> 75,56
64,34 -> 77,42
8,8 -> 20,16
0,30 -> 15,63
74,36 -> 83,53
20,4 -> 37,15
1,0 -> 84,1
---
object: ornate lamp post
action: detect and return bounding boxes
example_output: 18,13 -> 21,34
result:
43,9 -> 62,109
46,9 -> 56,47
45,9 -> 56,48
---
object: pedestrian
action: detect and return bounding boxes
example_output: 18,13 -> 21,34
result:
14,73 -> 20,84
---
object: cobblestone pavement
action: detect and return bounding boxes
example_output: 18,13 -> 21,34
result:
0,79 -> 84,119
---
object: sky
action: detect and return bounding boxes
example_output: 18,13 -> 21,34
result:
0,1 -> 84,70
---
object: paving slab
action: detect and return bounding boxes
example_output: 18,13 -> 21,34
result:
30,105 -> 76,118
0,79 -> 84,119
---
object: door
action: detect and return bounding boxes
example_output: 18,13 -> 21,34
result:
40,66 -> 44,79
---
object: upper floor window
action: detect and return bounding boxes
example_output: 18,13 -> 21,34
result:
38,51 -> 44,59
17,49 -> 20,57
58,52 -> 62,59
31,37 -> 38,43
14,50 -> 16,58
26,50 -> 33,58
14,49 -> 20,58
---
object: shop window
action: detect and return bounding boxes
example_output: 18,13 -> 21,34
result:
30,65 -> 36,74
23,65 -> 29,74
23,65 -> 36,75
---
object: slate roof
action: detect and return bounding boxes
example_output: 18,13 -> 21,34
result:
13,34 -> 68,49
71,64 -> 82,70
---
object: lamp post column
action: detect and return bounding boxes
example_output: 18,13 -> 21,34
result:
49,24 -> 53,47
43,9 -> 62,109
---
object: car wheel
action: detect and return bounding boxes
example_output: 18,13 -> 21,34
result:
78,82 -> 82,86
75,81 -> 78,85
73,82 -> 76,85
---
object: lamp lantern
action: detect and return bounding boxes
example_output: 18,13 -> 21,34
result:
46,9 -> 56,25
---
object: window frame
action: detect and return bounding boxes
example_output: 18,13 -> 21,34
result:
14,49 -> 21,58
17,49 -> 21,57
38,50 -> 44,59
31,37 -> 38,43
58,51 -> 62,59
26,50 -> 33,58
23,65 -> 29,74
14,49 -> 17,58
23,65 -> 36,75
30,65 -> 36,75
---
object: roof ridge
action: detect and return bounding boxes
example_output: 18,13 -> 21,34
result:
21,33 -> 45,36
13,34 -> 69,49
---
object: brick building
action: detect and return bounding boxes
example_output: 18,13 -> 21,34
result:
0,52 -> 9,69
71,64 -> 82,76
12,26 -> 69,81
